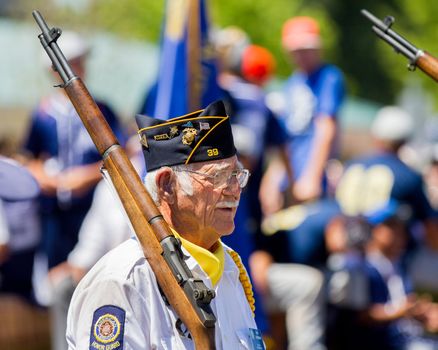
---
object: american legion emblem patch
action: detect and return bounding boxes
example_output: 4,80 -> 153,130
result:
90,305 -> 125,350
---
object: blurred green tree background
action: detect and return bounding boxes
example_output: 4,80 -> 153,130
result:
9,0 -> 438,105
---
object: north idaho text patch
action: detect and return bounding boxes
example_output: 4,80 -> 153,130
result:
89,305 -> 125,350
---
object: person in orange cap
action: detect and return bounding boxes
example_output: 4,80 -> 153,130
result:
261,16 -> 346,213
252,15 -> 346,350
282,16 -> 322,62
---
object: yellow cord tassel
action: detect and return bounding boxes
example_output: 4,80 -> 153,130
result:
227,249 -> 256,316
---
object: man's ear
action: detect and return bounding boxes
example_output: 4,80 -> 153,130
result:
156,167 -> 175,204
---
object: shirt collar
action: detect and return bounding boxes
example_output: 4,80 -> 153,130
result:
171,229 -> 225,286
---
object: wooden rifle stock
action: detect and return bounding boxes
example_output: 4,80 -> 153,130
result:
417,52 -> 438,83
33,10 -> 216,349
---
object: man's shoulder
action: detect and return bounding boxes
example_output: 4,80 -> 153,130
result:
315,64 -> 345,85
102,238 -> 146,267
80,238 -> 150,285
221,242 -> 245,273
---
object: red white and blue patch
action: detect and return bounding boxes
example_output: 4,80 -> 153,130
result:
89,305 -> 125,350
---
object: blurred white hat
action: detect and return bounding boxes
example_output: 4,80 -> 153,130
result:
41,31 -> 90,68
371,106 -> 414,141
231,124 -> 256,157
212,26 -> 250,72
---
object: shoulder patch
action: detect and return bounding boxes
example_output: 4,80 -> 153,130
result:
89,305 -> 125,350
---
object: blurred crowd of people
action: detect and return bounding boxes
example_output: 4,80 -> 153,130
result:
1,12 -> 438,350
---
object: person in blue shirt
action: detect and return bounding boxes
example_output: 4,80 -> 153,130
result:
335,106 -> 438,260
23,31 -> 127,350
334,107 -> 438,344
261,16 -> 345,212
0,154 -> 40,302
326,200 -> 438,350
23,32 -> 126,271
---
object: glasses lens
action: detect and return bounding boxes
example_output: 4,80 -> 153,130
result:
213,171 -> 228,188
214,169 -> 250,188
236,169 -> 250,188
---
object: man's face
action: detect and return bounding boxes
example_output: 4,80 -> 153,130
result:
172,156 -> 242,242
289,48 -> 321,73
373,218 -> 407,259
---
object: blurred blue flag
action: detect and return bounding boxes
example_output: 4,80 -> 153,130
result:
143,0 -> 224,119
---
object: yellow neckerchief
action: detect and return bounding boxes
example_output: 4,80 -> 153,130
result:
171,229 -> 224,286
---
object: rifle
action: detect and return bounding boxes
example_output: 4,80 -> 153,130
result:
361,9 -> 438,82
32,10 -> 216,349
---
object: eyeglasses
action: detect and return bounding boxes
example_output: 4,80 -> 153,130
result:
174,168 -> 250,189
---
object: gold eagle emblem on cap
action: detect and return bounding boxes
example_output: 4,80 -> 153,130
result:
182,127 -> 197,146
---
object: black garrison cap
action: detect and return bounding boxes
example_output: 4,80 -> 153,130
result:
136,100 -> 237,171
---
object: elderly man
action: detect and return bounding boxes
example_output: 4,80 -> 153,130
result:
66,101 -> 262,349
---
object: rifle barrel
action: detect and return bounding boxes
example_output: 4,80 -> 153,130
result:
372,27 -> 416,61
361,9 -> 419,56
32,10 -> 76,82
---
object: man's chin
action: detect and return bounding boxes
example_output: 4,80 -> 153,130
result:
217,224 -> 235,237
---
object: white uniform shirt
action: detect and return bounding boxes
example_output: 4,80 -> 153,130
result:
66,238 -> 259,349
67,180 -> 133,270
